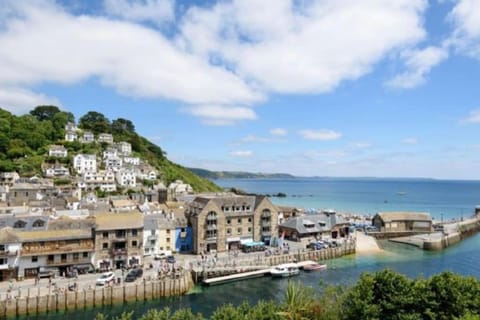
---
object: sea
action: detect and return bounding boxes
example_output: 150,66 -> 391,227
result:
29,178 -> 480,320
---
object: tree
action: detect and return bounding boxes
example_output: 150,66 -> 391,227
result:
30,105 -> 61,121
278,281 -> 317,320
112,118 -> 135,135
79,111 -> 110,134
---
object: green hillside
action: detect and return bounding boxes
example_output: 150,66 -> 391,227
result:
0,106 -> 221,192
188,167 -> 296,179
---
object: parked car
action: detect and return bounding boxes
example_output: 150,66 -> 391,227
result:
307,241 -> 328,250
154,250 -> 172,260
96,272 -> 115,286
38,268 -> 56,279
166,255 -> 176,264
125,268 -> 143,282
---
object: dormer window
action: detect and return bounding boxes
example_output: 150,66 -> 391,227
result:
32,220 -> 45,228
13,220 -> 27,228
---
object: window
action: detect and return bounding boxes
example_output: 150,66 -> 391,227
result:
102,232 -> 108,238
248,218 -> 252,223
0,258 -> 5,265
166,229 -> 170,234
131,240 -> 137,247
150,240 -> 155,245
237,228 -> 242,234
115,230 -> 126,238
13,220 -> 26,229
32,256 -> 38,263
131,229 -> 138,236
227,219 -> 231,225
248,227 -> 252,233
181,228 -> 185,232
32,220 -> 45,228
83,252 -> 88,258
237,218 -> 241,224
48,255 -> 54,262
103,243 -> 108,249
73,253 -> 79,261
227,228 -> 231,235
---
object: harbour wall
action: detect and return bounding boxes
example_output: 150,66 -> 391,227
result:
193,242 -> 356,283
0,272 -> 194,319
423,217 -> 480,250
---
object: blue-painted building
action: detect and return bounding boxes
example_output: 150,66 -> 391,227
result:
175,225 -> 193,252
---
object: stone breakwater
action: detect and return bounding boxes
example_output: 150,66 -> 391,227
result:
0,272 -> 194,319
390,216 -> 480,251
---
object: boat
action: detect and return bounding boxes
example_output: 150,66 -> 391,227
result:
270,263 -> 300,278
303,262 -> 327,272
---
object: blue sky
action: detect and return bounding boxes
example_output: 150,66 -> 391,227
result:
1,0 -> 480,179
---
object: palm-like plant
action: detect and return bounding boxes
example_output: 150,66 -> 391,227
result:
278,280 -> 316,320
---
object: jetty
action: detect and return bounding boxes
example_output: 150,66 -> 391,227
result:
202,260 -> 319,286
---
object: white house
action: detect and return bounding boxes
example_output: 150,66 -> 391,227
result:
168,180 -> 193,200
65,130 -> 78,142
48,145 -> 68,158
115,169 -> 136,187
65,122 -> 78,132
104,156 -> 123,172
81,170 -> 116,192
73,154 -> 97,174
116,142 -> 132,156
98,133 -> 114,144
43,164 -> 70,177
81,131 -> 95,144
103,147 -> 118,159
123,156 -> 140,165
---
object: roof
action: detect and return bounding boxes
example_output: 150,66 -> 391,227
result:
375,212 -> 431,222
111,199 -> 136,208
0,227 -> 20,243
95,212 -> 143,230
279,212 -> 345,234
16,228 -> 92,242
0,215 -> 50,231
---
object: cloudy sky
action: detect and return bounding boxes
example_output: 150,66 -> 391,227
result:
1,0 -> 480,179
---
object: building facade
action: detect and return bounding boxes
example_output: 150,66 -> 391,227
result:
372,212 -> 433,233
187,194 -> 279,254
73,154 -> 97,174
94,212 -> 143,270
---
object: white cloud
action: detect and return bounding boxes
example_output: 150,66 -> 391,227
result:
0,1 -> 261,115
448,0 -> 480,58
180,0 -> 427,93
270,128 -> 287,136
0,87 -> 60,114
299,129 -> 342,141
387,46 -> 449,89
402,137 -> 418,144
104,0 -> 175,24
183,105 -> 257,126
303,150 -> 348,159
461,109 -> 480,124
229,150 -> 253,157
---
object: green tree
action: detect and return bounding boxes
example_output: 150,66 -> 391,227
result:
29,105 -> 61,121
278,281 -> 317,320
111,118 -> 135,135
79,111 -> 110,134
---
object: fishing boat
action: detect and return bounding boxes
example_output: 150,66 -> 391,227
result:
303,262 -> 327,272
270,263 -> 300,278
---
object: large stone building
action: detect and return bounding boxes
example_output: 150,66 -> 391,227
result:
186,194 -> 279,253
372,212 -> 433,233
94,212 -> 143,270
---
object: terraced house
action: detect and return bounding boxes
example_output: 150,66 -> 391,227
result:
186,194 -> 279,254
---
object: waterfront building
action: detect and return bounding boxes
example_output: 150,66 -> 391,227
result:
16,228 -> 94,279
186,194 -> 279,253
0,227 -> 21,281
278,210 -> 350,242
174,219 -> 192,253
372,212 -> 433,233
93,212 -> 143,270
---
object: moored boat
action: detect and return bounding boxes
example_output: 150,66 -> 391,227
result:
303,262 -> 327,272
270,263 -> 300,278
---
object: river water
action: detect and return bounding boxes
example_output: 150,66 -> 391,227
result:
25,178 -> 480,319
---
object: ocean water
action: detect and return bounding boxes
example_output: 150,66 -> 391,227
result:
214,178 -> 480,220
27,178 -> 480,319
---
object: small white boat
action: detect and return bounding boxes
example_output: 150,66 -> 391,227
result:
270,263 -> 300,278
303,262 -> 327,272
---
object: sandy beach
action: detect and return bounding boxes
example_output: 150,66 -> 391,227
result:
355,230 -> 384,254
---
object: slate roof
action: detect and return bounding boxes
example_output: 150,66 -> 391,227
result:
0,227 -> 20,243
95,212 -> 143,230
0,215 -> 50,231
16,229 -> 92,242
279,213 -> 346,235
376,212 -> 431,222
